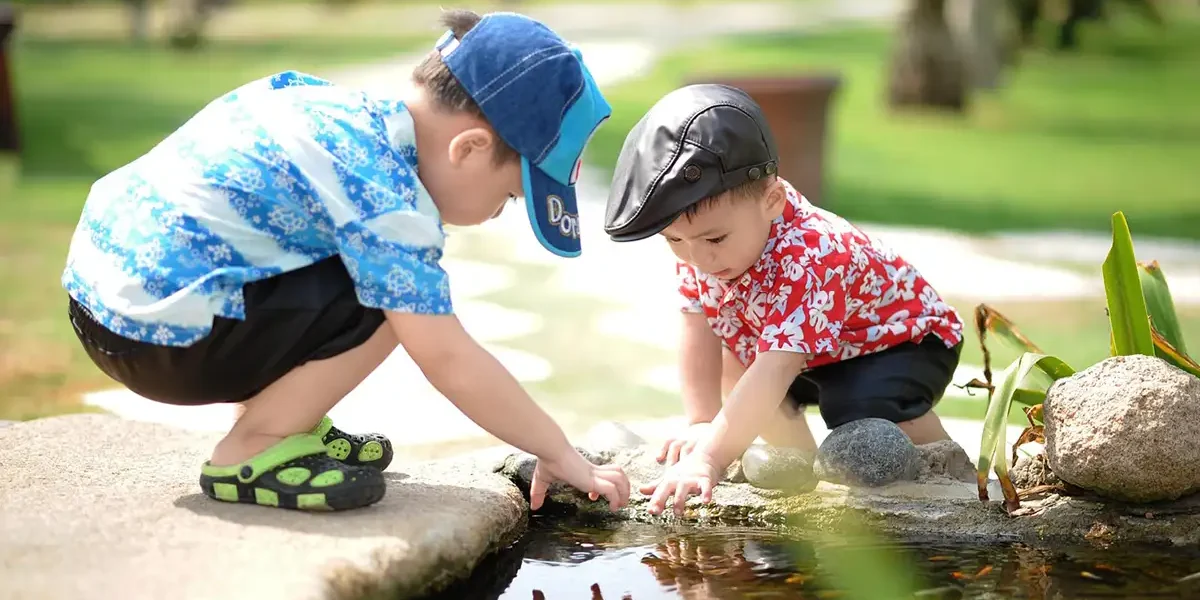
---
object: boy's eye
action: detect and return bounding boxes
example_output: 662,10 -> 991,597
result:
706,235 -> 727,244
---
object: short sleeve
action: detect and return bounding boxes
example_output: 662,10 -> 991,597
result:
334,220 -> 452,315
676,261 -> 704,314
758,243 -> 849,357
287,94 -> 453,315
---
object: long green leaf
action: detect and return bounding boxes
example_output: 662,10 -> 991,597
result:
1153,328 -> 1200,377
1011,388 -> 1047,408
977,353 -> 1075,506
978,304 -> 1044,353
1102,212 -> 1155,357
1139,260 -> 1189,356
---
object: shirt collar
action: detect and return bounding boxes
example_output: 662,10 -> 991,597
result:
724,178 -> 806,293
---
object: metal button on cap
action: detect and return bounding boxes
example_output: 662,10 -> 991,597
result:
748,167 -> 761,180
765,161 -> 777,175
683,165 -> 702,182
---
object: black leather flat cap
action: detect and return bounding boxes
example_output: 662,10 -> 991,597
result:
603,83 -> 779,242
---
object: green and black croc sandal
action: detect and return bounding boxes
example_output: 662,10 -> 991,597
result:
199,433 -> 385,511
313,416 -> 394,471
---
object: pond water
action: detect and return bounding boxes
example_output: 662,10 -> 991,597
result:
424,516 -> 1200,600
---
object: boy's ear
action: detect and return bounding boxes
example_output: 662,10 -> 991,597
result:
763,177 -> 788,218
447,127 -> 495,167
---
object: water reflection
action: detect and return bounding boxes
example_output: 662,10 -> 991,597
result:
423,517 -> 1200,600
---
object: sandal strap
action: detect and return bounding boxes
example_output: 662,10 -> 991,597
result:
202,434 -> 330,483
312,415 -> 334,438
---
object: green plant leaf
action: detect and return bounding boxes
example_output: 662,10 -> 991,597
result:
1139,260 -> 1189,356
1153,328 -> 1200,377
1011,388 -> 1047,408
1102,212 -> 1155,357
977,304 -> 1044,353
977,353 -> 1075,509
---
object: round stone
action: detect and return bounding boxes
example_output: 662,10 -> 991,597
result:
740,445 -> 818,493
814,418 -> 920,488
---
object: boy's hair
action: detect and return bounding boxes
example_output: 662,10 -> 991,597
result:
411,9 -> 520,165
680,175 -> 775,220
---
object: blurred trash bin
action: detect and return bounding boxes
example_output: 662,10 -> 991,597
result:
0,3 -> 18,156
691,74 -> 841,206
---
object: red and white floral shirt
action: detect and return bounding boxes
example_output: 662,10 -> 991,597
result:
677,179 -> 964,370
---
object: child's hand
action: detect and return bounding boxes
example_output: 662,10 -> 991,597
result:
657,422 -> 715,466
529,447 -> 630,512
639,452 -> 722,516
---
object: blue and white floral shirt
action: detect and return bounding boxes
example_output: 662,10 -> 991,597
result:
62,71 -> 452,347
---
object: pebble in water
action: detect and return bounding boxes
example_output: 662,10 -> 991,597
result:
813,418 -> 920,488
740,444 -> 819,493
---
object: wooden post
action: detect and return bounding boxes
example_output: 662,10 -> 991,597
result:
0,4 -> 18,156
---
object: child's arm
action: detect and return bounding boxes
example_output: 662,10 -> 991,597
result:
656,311 -> 723,464
639,349 -> 808,515
699,349 -> 809,468
679,311 -> 723,423
385,310 -> 630,511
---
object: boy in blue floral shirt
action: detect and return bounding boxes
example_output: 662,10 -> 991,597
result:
61,10 -> 629,512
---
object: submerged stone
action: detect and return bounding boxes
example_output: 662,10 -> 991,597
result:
813,418 -> 920,487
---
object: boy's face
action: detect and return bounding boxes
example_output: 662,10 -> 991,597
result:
418,122 -> 525,227
660,182 -> 787,281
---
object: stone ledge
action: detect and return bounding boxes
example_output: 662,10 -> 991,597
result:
497,445 -> 1200,548
0,415 -> 527,600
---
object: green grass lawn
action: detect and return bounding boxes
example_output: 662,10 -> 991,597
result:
585,15 -> 1200,241
0,36 -> 415,420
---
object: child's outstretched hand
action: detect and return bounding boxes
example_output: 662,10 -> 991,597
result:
529,448 -> 630,512
639,452 -> 722,516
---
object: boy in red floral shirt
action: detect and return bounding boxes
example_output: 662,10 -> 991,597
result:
603,84 -> 965,516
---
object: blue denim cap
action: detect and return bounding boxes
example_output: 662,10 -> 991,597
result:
435,12 -> 611,257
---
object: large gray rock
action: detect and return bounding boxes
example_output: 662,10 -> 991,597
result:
1044,354 -> 1200,503
813,418 -> 920,487
0,414 -> 526,600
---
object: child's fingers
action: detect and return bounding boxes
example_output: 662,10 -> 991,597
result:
700,477 -> 714,503
597,466 -> 630,507
529,468 -> 550,511
672,481 -> 695,516
656,438 -> 673,462
648,480 -> 676,515
592,478 -> 621,511
666,440 -> 682,466
638,478 -> 660,496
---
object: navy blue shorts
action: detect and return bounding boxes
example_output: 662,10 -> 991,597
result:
68,257 -> 385,406
786,336 -> 962,429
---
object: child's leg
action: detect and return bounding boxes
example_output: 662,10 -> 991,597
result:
69,257 -> 399,510
806,336 -> 960,444
212,323 -> 396,465
721,348 -> 819,455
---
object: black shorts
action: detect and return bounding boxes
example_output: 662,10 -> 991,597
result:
68,257 -> 385,406
786,335 -> 962,429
